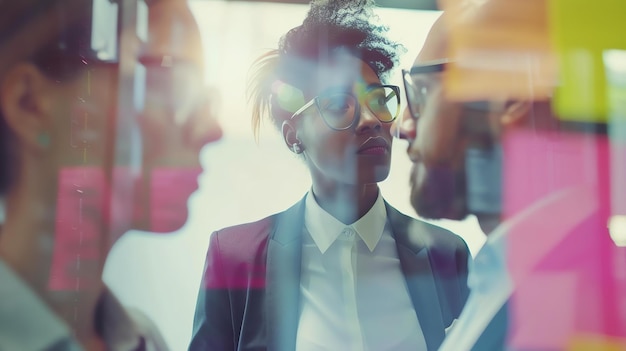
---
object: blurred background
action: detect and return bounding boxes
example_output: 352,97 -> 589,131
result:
103,1 -> 487,349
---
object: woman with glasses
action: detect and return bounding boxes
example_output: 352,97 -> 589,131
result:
190,1 -> 470,350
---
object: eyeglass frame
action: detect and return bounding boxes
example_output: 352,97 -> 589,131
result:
402,59 -> 491,119
401,59 -> 450,121
402,59 -> 501,143
289,84 -> 401,131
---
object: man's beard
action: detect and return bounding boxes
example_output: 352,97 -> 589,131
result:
409,162 -> 468,220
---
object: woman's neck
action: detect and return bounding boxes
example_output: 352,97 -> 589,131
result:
311,180 -> 380,225
0,182 -> 107,350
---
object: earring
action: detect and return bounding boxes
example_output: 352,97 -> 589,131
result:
37,132 -> 51,148
292,143 -> 303,154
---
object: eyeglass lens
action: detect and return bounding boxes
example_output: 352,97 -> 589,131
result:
404,72 -> 425,120
317,86 -> 399,129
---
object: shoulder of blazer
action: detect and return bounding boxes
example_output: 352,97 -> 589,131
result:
384,202 -> 468,256
385,202 -> 470,323
204,196 -> 307,284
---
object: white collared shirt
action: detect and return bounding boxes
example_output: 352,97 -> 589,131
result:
295,191 -> 427,351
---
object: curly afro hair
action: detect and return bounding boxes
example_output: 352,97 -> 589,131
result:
248,0 -> 405,139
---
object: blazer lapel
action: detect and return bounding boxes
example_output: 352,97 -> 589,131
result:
386,204 -> 446,351
266,196 -> 306,351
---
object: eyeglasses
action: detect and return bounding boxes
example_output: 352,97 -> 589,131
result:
402,60 -> 497,141
402,59 -> 448,121
290,84 -> 401,130
402,60 -> 491,122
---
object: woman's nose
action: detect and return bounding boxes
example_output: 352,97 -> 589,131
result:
355,107 -> 382,133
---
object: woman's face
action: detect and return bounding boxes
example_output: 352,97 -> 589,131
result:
13,0 -> 222,237
0,0 -> 219,291
130,0 -> 222,233
294,57 -> 394,186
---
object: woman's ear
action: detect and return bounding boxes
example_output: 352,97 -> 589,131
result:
1,63 -> 57,153
281,120 -> 304,154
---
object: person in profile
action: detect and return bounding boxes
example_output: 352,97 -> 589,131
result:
0,0 -> 221,349
189,1 -> 470,350
395,8 -> 626,351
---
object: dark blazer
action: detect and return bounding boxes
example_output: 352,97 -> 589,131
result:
190,196 -> 470,351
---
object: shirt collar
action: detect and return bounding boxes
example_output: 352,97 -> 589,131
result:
304,190 -> 387,253
468,231 -> 508,291
0,258 -> 146,351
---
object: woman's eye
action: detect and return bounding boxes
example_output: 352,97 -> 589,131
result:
323,97 -> 350,112
328,102 -> 349,111
367,94 -> 386,109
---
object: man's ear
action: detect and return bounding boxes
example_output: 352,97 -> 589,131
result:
500,101 -> 531,127
281,120 -> 304,154
1,63 -> 56,152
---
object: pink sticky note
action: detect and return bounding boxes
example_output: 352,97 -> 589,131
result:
509,272 -> 578,349
149,167 -> 202,233
49,167 -> 108,291
502,128 -> 626,344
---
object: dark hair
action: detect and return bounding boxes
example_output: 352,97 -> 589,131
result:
247,0 -> 405,140
0,0 -> 93,195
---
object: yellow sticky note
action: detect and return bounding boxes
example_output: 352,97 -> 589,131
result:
568,334 -> 626,351
549,0 -> 626,122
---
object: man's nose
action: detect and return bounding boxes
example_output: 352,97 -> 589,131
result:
391,107 -> 416,140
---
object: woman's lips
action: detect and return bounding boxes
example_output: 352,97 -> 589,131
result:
358,146 -> 388,155
357,136 -> 390,155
